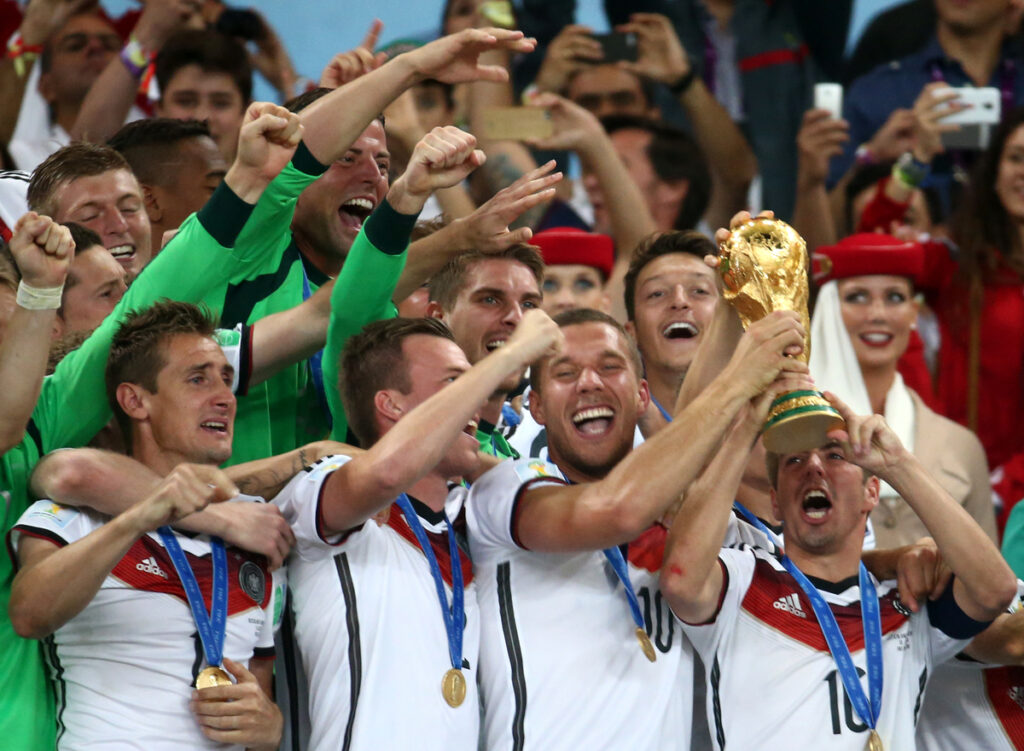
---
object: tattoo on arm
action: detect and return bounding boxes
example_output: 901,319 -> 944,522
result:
233,447 -> 314,500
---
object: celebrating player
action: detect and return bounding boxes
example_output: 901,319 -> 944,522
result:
465,306 -> 806,749
660,392 -> 1016,749
271,309 -> 561,750
9,301 -> 285,749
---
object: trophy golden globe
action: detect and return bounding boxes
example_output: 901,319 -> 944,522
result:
718,218 -> 844,454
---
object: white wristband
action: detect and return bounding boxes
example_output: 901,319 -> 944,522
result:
16,279 -> 63,310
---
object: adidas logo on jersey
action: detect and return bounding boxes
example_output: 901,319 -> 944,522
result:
136,557 -> 168,579
773,593 -> 807,618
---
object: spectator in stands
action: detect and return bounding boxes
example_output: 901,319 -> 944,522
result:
809,233 -> 996,550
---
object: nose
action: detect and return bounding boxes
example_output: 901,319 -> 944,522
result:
576,365 -> 603,391
669,284 -> 690,309
353,152 -> 382,184
99,206 -> 129,238
551,286 -> 575,311
502,301 -> 525,326
803,451 -> 827,476
866,295 -> 887,321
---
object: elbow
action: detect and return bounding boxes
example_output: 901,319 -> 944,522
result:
977,568 -> 1019,619
33,452 -> 91,501
658,556 -> 702,605
8,599 -> 52,641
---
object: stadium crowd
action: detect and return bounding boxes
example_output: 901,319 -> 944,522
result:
2,0 -> 1024,749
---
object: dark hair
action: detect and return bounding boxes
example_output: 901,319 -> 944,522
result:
156,29 -> 252,105
602,114 -> 711,230
622,230 -> 716,321
107,118 -> 213,187
105,301 -> 218,442
340,317 -> 456,445
28,143 -> 132,216
950,107 -> 1024,276
428,244 -> 545,310
530,308 -> 643,392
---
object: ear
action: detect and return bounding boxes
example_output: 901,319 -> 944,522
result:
597,291 -> 612,315
425,300 -> 446,321
769,487 -> 781,521
52,315 -> 65,340
116,382 -> 151,422
623,319 -> 637,340
373,389 -> 405,429
528,386 -> 546,426
141,185 -> 163,223
863,475 -> 881,514
637,377 -> 651,413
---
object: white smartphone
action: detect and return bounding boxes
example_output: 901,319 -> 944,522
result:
814,83 -> 843,119
935,87 -> 1001,126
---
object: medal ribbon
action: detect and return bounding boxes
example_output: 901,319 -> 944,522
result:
649,393 -> 673,423
157,528 -> 228,668
395,494 -> 464,672
299,260 -> 331,430
733,503 -> 883,732
603,544 -> 647,633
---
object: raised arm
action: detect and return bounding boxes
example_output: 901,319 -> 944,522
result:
660,387 -> 782,624
300,27 -> 536,167
618,12 -> 757,231
69,0 -> 198,143
527,91 -> 658,321
514,311 -> 807,552
319,309 -> 563,535
10,463 -> 236,639
790,109 -> 846,251
826,392 -> 1017,621
0,213 -> 72,453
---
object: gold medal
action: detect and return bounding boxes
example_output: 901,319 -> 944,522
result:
195,666 -> 232,689
867,729 -> 884,751
442,668 -> 466,708
635,627 -> 657,663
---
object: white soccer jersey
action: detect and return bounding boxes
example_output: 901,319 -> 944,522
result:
466,458 -> 692,751
0,169 -> 29,241
917,661 -> 1024,751
8,497 -> 283,750
272,455 -> 480,751
679,545 -> 976,750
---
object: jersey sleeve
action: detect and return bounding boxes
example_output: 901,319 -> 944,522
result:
215,324 -> 253,396
465,458 -> 567,561
323,199 -> 415,443
923,577 -> 997,664
230,143 -> 326,279
675,547 -> 758,663
271,454 -> 357,560
7,500 -> 98,562
31,179 -> 259,454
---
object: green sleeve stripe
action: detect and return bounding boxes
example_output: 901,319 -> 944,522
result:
365,198 -> 418,256
292,141 -> 329,176
197,182 -> 255,248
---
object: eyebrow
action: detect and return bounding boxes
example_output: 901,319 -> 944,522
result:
640,271 -> 715,287
188,361 -> 236,378
347,146 -> 391,160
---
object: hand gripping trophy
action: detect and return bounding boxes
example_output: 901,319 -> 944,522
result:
718,218 -> 844,453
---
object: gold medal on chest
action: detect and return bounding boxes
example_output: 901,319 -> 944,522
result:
442,668 -> 467,708
195,666 -> 232,689
635,627 -> 657,662
867,729 -> 884,751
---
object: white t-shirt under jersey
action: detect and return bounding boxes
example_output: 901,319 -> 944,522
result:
272,455 -> 480,751
466,457 -> 692,751
9,497 -> 282,751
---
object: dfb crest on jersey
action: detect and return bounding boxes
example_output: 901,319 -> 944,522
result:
239,560 -> 266,603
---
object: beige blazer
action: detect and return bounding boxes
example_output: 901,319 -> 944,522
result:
870,389 -> 998,550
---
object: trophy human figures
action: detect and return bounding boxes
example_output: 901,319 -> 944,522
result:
718,218 -> 844,453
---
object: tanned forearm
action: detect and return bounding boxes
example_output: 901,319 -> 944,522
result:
0,306 -> 58,453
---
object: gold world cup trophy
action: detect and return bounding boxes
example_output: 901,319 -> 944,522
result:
718,218 -> 844,453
